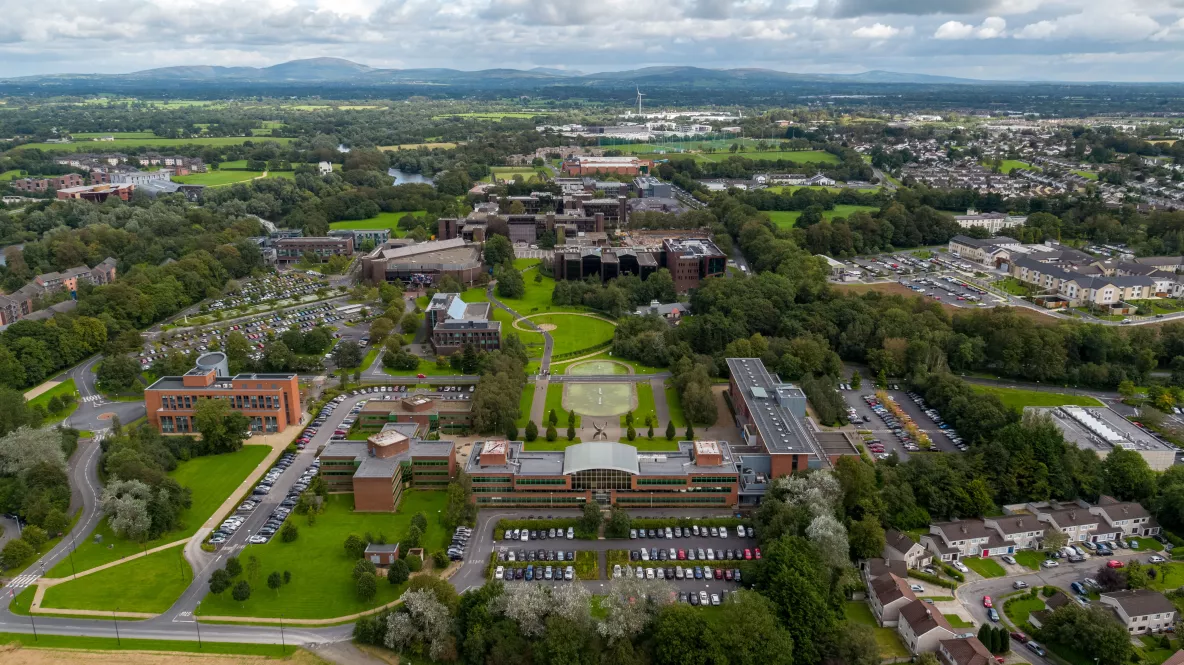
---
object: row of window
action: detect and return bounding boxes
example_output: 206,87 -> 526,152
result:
477,496 -> 587,505
472,476 -> 513,484
159,393 -> 283,411
515,478 -> 568,486
637,478 -> 687,486
159,415 -> 192,433
413,470 -> 450,476
617,496 -> 729,505
691,476 -> 737,484
413,459 -> 449,466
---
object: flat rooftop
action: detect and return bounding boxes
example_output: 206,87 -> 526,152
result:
147,372 -> 296,391
1031,406 -> 1175,454
464,440 -> 738,476
726,358 -> 821,459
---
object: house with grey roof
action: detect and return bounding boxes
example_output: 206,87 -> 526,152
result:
1099,589 -> 1177,634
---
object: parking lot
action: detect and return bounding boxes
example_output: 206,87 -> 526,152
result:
840,387 -> 963,458
202,272 -> 329,315
488,522 -> 756,605
211,452 -> 319,547
900,273 -> 1008,310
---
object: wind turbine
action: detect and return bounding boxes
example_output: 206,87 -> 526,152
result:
635,86 -> 646,116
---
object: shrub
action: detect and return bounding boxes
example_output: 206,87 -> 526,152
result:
1042,586 -> 1056,597
906,569 -> 958,590
433,550 -> 450,569
357,572 -> 377,602
281,522 -> 298,542
941,563 -> 965,582
407,555 -> 423,572
225,556 -> 243,578
1,539 -> 33,568
353,558 -> 377,581
389,559 -> 410,584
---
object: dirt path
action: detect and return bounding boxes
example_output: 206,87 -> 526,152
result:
36,537 -> 189,588
510,311 -> 616,333
23,379 -> 62,401
0,644 -> 326,665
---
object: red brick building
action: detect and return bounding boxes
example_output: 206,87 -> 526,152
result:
144,354 -> 303,435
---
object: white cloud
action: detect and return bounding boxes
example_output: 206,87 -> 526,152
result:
934,16 -> 1005,38
852,22 -> 901,38
1013,10 -> 1161,41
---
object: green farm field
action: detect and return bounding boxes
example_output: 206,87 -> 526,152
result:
47,445 -> 271,576
765,205 -> 880,229
197,491 -> 449,619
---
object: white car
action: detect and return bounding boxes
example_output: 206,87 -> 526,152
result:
1041,560 -> 1060,568
248,535 -> 268,544
952,561 -> 970,574
910,584 -> 925,592
1150,555 -> 1166,563
613,564 -> 622,578
495,566 -> 504,579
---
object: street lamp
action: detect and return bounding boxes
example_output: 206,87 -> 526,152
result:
196,601 -> 202,649
279,614 -> 286,654
113,608 -> 121,646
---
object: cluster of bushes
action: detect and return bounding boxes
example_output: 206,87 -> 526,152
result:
977,624 -> 1011,654
906,569 -> 958,590
941,563 -> 965,582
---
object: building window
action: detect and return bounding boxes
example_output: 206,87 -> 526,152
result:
515,478 -> 568,486
637,478 -> 686,486
161,416 -> 174,433
691,476 -> 736,484
569,468 -> 632,491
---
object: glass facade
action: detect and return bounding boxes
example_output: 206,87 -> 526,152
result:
617,495 -> 729,506
691,476 -> 737,484
637,478 -> 686,486
569,468 -> 633,491
515,478 -> 568,486
477,495 -> 587,506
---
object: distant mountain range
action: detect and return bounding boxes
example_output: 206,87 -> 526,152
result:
3,57 -> 991,88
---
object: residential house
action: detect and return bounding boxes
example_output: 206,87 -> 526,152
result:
1037,506 -> 1112,544
1161,650 -> 1184,665
922,519 -> 1015,561
1100,589 -> 1177,634
1089,495 -> 1162,538
936,637 -> 995,665
983,515 -> 1045,551
897,599 -> 957,655
862,558 -> 916,627
884,529 -> 931,569
1029,590 -> 1073,629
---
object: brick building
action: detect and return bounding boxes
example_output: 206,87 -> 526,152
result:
727,358 -> 827,477
356,392 -> 475,434
274,237 -> 354,264
11,174 -> 84,192
144,353 -> 303,435
319,424 -> 457,512
661,238 -> 727,292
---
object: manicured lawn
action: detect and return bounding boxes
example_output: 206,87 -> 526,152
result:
624,382 -> 657,428
41,544 -> 191,613
492,272 -> 557,314
515,384 -> 536,428
329,210 -> 427,236
961,556 -> 1006,578
196,491 -> 449,619
71,131 -> 157,138
985,159 -> 1034,173
551,353 -> 666,376
486,167 -> 549,183
0,169 -> 23,180
26,378 -> 79,423
665,386 -> 687,428
173,170 -> 266,186
944,613 -> 973,628
1003,594 -> 1046,628
544,383 -> 567,426
513,258 -> 541,271
0,631 -> 295,656
697,149 -> 840,164
971,386 -> 1103,410
382,359 -> 469,377
1149,562 -> 1184,592
532,314 -> 616,357
844,601 -> 910,658
1014,550 -> 1048,570
47,445 -> 271,576
1075,170 -> 1099,180
765,205 -> 880,229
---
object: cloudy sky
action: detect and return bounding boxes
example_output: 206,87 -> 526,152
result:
3,0 -> 1184,81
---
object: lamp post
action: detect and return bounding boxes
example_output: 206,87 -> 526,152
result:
196,601 -> 202,649
279,614 -> 286,654
113,608 -> 120,646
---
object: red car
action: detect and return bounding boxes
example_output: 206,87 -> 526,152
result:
982,596 -> 992,608
1108,560 -> 1125,569
744,548 -> 753,560
714,568 -> 723,579
677,550 -> 686,560
754,548 -> 761,560
417,373 -> 427,379
1010,632 -> 1028,644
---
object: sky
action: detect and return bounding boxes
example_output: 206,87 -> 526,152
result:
3,0 -> 1184,81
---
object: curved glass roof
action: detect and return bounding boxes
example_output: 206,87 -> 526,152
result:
562,441 -> 640,476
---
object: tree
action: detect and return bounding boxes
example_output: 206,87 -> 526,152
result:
666,421 -> 676,440
685,424 -> 695,440
344,533 -> 367,560
231,579 -> 252,603
1117,379 -> 1137,399
580,502 -> 602,536
21,525 -> 47,551
647,422 -> 654,439
283,570 -> 291,584
1043,529 -> 1068,553
548,409 -> 558,426
96,355 -> 140,392
43,508 -> 68,536
525,420 -> 538,442
281,522 -> 298,542
225,556 -> 243,578
385,588 -> 457,662
605,507 -> 632,538
483,234 -> 515,267
1102,447 -> 1155,502
389,558 -> 411,584
267,571 -> 283,594
193,398 -> 250,454
546,425 -> 557,441
851,370 -> 862,390
357,571 -> 378,601
833,623 -> 880,665
333,340 -> 364,369
1,538 -> 32,568
568,422 -> 577,441
494,265 -> 525,299
847,515 -> 886,560
757,536 -> 835,664
99,479 -> 152,541
504,422 -> 518,442
209,568 -> 231,595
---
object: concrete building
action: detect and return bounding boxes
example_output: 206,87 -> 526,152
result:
109,170 -> 173,186
424,293 -> 501,355
319,423 -> 457,511
0,257 -> 117,326
562,155 -> 649,176
553,246 -> 659,284
884,529 -> 932,569
1033,406 -> 1177,472
11,174 -> 84,192
947,235 -> 1022,265
328,228 -> 391,248
953,210 -> 1028,233
464,440 -> 741,508
56,183 -> 134,202
632,175 -> 672,198
274,237 -> 354,264
144,354 -> 303,435
359,238 -> 484,287
662,238 -> 727,292
936,637 -> 994,665
356,392 -> 475,434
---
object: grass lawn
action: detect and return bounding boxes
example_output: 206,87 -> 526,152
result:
329,211 -> 427,237
382,359 -> 469,377
551,353 -> 666,376
0,631 -> 298,656
173,170 -> 266,186
26,378 -> 80,423
486,167 -> 549,183
543,383 -> 569,426
764,205 -> 880,229
1014,550 -> 1048,570
961,556 -> 1006,578
985,160 -> 1035,173
1002,594 -> 1046,628
944,613 -> 974,628
844,601 -> 910,658
47,445 -> 271,576
41,544 -> 191,613
696,149 -> 840,164
532,314 -> 616,357
0,169 -> 24,180
1075,170 -> 1099,180
515,384 -> 536,428
196,491 -> 448,619
70,131 -> 158,138
971,386 -> 1103,410
665,386 -> 687,428
624,382 -> 657,428
492,272 -> 558,314
13,136 -> 293,153
1149,562 -> 1184,592
513,258 -> 541,271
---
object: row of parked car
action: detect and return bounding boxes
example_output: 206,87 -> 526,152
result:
498,548 -> 578,563
495,564 -> 574,582
630,547 -> 759,562
862,394 -> 922,452
905,391 -> 965,450
501,527 -> 576,541
615,564 -> 743,584
448,526 -> 471,561
630,524 -> 753,539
